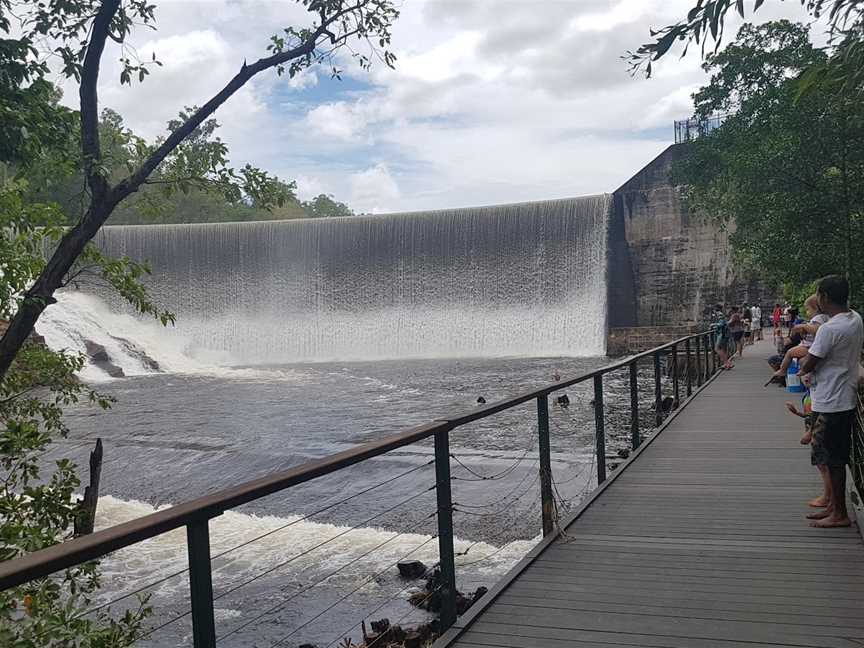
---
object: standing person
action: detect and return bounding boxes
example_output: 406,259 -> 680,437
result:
711,304 -> 733,370
800,275 -> 864,529
772,303 -> 783,339
728,306 -> 745,358
743,306 -> 753,347
752,303 -> 763,341
783,302 -> 791,332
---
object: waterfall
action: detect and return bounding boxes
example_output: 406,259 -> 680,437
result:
66,194 -> 610,365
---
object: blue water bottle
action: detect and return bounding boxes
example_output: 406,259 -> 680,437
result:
787,358 -> 805,393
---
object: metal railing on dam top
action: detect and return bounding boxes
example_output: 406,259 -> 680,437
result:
0,329 -> 721,647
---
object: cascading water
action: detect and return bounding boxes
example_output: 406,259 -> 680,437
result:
63,194 -> 610,366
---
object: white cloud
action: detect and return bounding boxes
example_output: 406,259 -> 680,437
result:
49,0 -> 821,213
349,164 -> 400,213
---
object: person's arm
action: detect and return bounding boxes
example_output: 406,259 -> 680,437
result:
792,323 -> 820,336
800,352 -> 823,374
801,325 -> 832,374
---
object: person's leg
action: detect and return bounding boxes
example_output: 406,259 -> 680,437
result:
774,345 -> 808,376
807,465 -> 831,508
810,412 -> 853,528
811,466 -> 850,527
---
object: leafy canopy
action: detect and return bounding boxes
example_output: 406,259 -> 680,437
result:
672,21 -> 864,303
627,0 -> 864,99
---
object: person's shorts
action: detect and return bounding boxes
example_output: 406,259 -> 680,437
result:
732,331 -> 744,342
744,330 -> 752,338
810,410 -> 855,467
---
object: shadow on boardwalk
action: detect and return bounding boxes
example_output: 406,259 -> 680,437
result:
440,339 -> 864,648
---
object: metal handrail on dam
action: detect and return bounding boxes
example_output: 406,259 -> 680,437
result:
0,329 -> 721,646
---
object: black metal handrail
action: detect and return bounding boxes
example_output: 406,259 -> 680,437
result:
0,328 -> 721,645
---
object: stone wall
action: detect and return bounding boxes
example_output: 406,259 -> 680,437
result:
607,144 -> 769,329
607,325 -> 699,356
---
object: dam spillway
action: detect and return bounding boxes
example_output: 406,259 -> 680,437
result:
91,194 -> 610,364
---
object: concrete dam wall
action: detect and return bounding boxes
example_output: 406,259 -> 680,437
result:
607,144 -> 767,334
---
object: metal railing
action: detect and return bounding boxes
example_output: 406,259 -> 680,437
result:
674,115 -> 727,143
0,328 -> 721,646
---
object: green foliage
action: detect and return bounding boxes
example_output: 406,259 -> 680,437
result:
0,343 -> 152,646
783,280 -> 821,311
673,21 -> 864,304
0,191 -> 156,640
302,193 -> 355,218
627,0 -> 864,99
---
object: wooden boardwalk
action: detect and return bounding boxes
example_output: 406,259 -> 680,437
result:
443,340 -> 864,648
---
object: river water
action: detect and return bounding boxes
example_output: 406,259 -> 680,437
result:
42,351 -> 658,647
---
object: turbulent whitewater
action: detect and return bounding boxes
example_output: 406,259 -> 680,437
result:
60,195 -> 610,365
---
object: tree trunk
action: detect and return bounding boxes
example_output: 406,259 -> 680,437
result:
74,438 -> 103,537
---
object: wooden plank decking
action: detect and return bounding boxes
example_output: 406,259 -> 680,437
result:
443,340 -> 864,648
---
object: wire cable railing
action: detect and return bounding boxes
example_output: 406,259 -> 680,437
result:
0,328 -> 721,648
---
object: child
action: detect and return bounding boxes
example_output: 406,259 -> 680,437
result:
785,389 -> 814,445
772,295 -> 829,379
785,378 -> 831,510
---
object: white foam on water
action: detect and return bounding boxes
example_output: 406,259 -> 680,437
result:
93,495 -> 538,609
37,292 -> 308,382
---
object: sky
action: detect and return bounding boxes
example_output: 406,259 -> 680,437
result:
78,0 -> 815,213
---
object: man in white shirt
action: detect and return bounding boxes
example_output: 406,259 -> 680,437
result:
800,275 -> 864,528
751,304 -> 763,341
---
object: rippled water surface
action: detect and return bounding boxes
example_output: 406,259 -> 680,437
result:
44,355 -> 664,647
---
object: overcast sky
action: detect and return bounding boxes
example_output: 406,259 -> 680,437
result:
79,0 -> 815,213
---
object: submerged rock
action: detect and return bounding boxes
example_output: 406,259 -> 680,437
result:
397,560 -> 428,579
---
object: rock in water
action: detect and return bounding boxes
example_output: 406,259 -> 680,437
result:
397,560 -> 428,579
85,341 -> 110,362
84,340 -> 125,377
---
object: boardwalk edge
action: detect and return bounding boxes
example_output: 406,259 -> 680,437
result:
432,367 -> 725,648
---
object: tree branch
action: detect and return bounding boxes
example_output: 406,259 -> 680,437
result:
79,0 -> 121,203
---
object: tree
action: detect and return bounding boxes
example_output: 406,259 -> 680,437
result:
0,0 -> 399,381
0,183 -> 153,645
302,193 -> 355,218
627,0 -> 864,98
671,21 -> 864,302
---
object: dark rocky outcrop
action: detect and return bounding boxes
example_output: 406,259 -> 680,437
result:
111,335 -> 160,371
84,341 -> 125,378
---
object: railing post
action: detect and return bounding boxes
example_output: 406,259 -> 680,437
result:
694,335 -> 703,387
536,395 -> 554,537
703,334 -> 710,382
593,375 -> 607,484
434,429 -> 457,631
653,351 -> 662,427
685,337 -> 692,397
629,362 -> 640,450
187,519 -> 216,648
671,343 -> 680,409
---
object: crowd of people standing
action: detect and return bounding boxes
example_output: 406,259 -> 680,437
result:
709,301 -> 764,369
711,276 -> 863,529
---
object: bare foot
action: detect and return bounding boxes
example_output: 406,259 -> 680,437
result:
808,495 -> 829,508
806,508 -> 832,519
810,515 -> 852,528
800,431 -> 813,445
